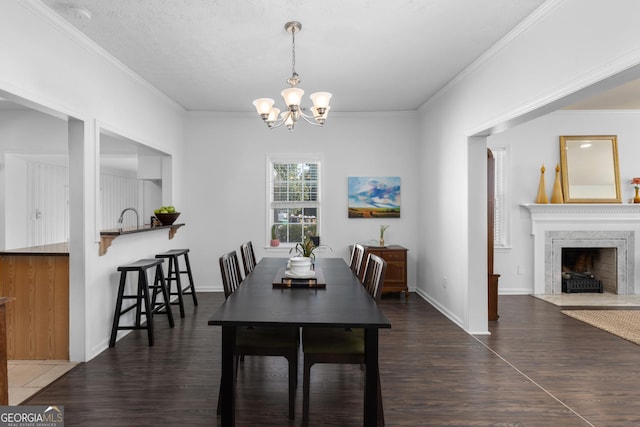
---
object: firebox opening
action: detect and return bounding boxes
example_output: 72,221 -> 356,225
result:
561,247 -> 617,293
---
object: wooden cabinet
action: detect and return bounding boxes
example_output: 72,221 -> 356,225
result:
0,243 -> 69,360
0,297 -> 14,404
363,245 -> 408,296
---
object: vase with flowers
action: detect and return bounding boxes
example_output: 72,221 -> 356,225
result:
632,178 -> 640,203
379,225 -> 390,247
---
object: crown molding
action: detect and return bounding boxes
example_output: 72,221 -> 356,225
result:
425,0 -> 568,109
19,0 -> 184,113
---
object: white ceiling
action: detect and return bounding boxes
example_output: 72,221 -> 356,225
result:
37,0 -> 551,113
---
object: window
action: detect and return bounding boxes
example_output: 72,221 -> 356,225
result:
492,147 -> 509,248
268,157 -> 321,245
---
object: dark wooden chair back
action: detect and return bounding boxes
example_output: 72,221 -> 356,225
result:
362,253 -> 387,302
219,250 -> 243,299
349,243 -> 365,279
240,241 -> 257,277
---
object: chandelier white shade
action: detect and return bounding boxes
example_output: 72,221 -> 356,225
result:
252,21 -> 332,131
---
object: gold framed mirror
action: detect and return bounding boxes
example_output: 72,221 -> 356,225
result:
559,135 -> 621,203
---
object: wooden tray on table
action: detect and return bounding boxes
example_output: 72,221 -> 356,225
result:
272,267 -> 326,288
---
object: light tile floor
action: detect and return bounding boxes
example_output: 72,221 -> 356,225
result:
8,360 -> 78,405
533,292 -> 640,307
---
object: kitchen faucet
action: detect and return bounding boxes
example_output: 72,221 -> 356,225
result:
118,207 -> 139,229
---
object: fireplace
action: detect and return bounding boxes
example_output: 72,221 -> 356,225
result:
524,204 -> 640,295
547,230 -> 631,294
561,247 -> 615,293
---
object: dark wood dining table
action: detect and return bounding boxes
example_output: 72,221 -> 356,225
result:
208,257 -> 392,426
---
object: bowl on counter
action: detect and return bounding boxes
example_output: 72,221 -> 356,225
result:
154,212 -> 180,225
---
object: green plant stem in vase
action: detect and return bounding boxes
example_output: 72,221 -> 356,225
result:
379,225 -> 390,247
270,224 -> 280,247
289,234 -> 332,262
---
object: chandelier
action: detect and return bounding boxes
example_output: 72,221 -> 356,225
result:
252,21 -> 332,131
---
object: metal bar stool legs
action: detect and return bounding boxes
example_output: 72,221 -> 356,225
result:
156,249 -> 198,318
109,258 -> 175,347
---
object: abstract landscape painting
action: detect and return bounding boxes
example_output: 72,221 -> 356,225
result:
348,176 -> 401,218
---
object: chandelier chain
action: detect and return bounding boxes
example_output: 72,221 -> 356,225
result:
291,25 -> 297,78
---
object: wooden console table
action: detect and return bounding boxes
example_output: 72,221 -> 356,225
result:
363,245 -> 408,296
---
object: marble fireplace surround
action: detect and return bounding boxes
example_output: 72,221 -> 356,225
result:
546,230 -> 631,294
523,204 -> 640,295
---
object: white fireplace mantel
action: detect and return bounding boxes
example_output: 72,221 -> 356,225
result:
522,204 -> 640,234
522,204 -> 640,295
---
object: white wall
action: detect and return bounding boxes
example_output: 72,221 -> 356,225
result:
2,155 -> 28,248
489,110 -> 640,294
0,110 -> 68,248
184,111 -> 420,292
0,110 -> 67,153
0,0 -> 187,361
416,0 -> 640,334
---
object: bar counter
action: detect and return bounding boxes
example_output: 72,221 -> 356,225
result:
99,223 -> 185,255
100,223 -> 185,236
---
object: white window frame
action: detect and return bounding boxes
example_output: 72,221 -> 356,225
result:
492,146 -> 510,249
266,155 -> 322,248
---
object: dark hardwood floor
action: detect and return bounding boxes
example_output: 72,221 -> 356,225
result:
25,292 -> 640,426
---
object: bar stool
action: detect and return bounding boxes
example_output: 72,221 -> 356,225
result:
109,258 -> 175,347
155,249 -> 198,318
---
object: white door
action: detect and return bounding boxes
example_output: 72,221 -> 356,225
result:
27,161 -> 69,246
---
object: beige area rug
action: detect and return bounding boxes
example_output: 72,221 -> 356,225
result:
561,310 -> 640,345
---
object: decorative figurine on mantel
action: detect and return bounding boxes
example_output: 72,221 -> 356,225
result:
551,164 -> 564,203
536,164 -> 549,204
631,177 -> 640,203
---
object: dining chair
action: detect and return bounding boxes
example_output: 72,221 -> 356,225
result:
217,250 -> 299,420
349,243 -> 366,280
219,250 -> 243,298
239,241 -> 257,277
361,253 -> 386,302
302,253 -> 387,426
